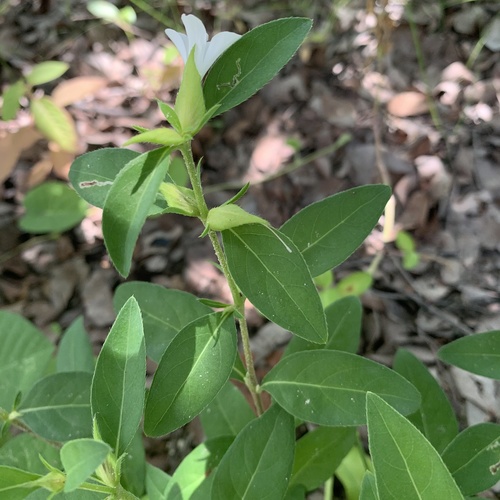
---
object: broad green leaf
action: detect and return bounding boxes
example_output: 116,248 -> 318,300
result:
281,185 -> 391,277
199,381 -> 256,439
69,148 -> 139,209
438,330 -> 500,379
164,437 -> 233,499
262,351 -> 421,426
284,296 -> 362,357
360,471 -> 378,500
0,434 -> 61,475
0,312 -> 53,411
394,349 -> 458,453
113,281 -> 211,363
25,489 -> 106,499
211,404 -> 295,499
30,96 -> 77,152
366,393 -> 463,500
102,147 -> 171,276
0,466 -> 41,499
61,439 -> 111,492
336,446 -> 372,500
19,372 -> 92,441
442,423 -> 500,495
144,312 -> 237,436
91,297 -> 146,456
120,428 -> 146,498
146,464 -> 171,499
335,271 -> 373,297
284,485 -> 307,500
2,80 -> 26,121
204,18 -> 312,116
56,316 -> 94,373
290,427 -> 356,491
26,61 -> 69,86
223,224 -> 327,344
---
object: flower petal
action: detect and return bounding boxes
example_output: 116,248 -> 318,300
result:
201,31 -> 241,77
181,14 -> 209,72
165,29 -> 189,62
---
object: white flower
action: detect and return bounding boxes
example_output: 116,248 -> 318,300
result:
165,14 -> 241,78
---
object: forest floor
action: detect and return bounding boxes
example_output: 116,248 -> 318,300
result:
1,0 -> 500,488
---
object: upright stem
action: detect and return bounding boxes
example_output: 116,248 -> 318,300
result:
179,141 -> 264,415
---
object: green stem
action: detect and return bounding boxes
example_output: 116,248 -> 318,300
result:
180,141 -> 264,415
324,477 -> 334,500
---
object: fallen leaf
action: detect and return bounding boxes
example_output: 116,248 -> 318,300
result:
52,76 -> 108,107
387,91 -> 429,117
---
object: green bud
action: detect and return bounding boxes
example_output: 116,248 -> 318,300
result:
174,48 -> 206,135
159,182 -> 199,217
33,470 -> 66,494
206,205 -> 268,231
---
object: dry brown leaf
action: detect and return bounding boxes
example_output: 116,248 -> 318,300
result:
52,76 -> 108,107
49,145 -> 75,180
27,156 -> 53,188
0,126 -> 42,184
387,91 -> 429,117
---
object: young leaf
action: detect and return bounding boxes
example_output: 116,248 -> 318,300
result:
290,427 -> 356,492
280,185 -> 391,277
199,381 -> 256,439
122,128 -> 184,147
19,181 -> 87,234
262,351 -> 421,426
144,312 -> 237,437
394,349 -> 458,453
102,147 -> 171,276
0,311 -> 53,411
366,393 -> 463,500
156,99 -> 182,132
211,404 -> 295,499
19,372 -> 93,441
61,439 -> 111,492
56,316 -> 94,373
336,446 -> 372,500
284,296 -> 362,357
204,18 -> 312,116
359,471 -> 378,500
2,80 -> 26,121
120,428 -> 146,498
69,148 -> 139,208
113,281 -> 211,363
146,464 -> 171,499
91,297 -> 146,456
437,330 -> 500,379
222,224 -> 327,344
207,204 -> 268,231
26,61 -> 69,86
30,96 -> 77,152
0,466 -> 41,498
442,423 -> 500,496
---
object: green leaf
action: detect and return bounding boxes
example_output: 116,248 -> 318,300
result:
146,464 -> 171,499
122,128 -> 184,147
0,466 -> 41,499
284,296 -> 362,357
442,423 -> 500,496
438,330 -> 500,379
395,230 -> 416,252
290,427 -> 356,491
61,439 -> 111,492
0,434 -> 61,475
102,147 -> 171,276
30,96 -> 77,152
204,18 -> 312,115
19,372 -> 92,441
156,99 -> 182,132
360,471 -> 378,500
69,148 -> 139,209
87,0 -> 119,21
19,181 -> 87,234
120,428 -> 146,498
223,224 -> 327,344
25,489 -> 106,499
394,349 -> 458,453
113,281 -> 211,363
144,312 -> 237,437
26,61 -> 69,86
164,437 -> 233,499
366,393 -> 463,500
262,351 -> 421,426
207,205 -> 268,231
281,185 -> 391,277
91,297 -> 146,456
336,446 -> 372,500
56,316 -> 94,373
199,381 -> 256,439
0,311 -> 53,411
336,271 -> 373,297
2,80 -> 26,121
211,404 -> 295,499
